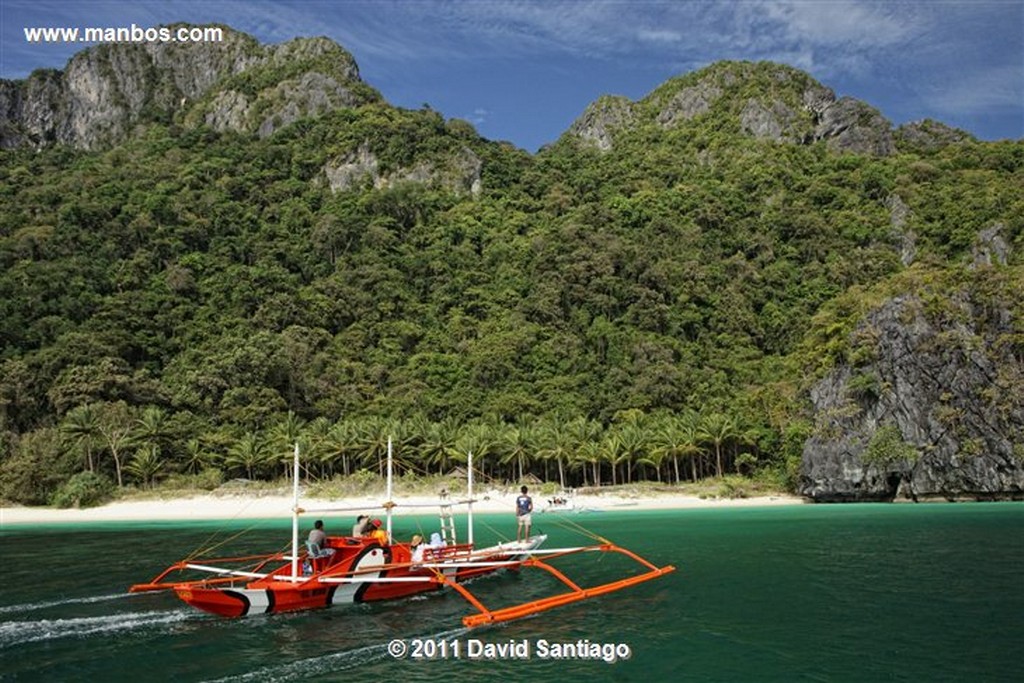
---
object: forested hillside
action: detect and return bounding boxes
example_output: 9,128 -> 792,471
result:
1,29 -> 1021,506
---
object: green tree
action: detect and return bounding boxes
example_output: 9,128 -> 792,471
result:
270,411 -> 307,480
357,416 -> 393,477
225,432 -> 269,480
700,413 -> 738,478
499,423 -> 533,483
182,437 -> 216,474
126,445 -> 163,488
61,403 -> 100,473
133,406 -> 171,466
323,420 -> 360,477
534,417 -> 571,489
420,418 -> 459,476
95,402 -> 136,487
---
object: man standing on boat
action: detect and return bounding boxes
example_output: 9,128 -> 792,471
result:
516,486 -> 533,542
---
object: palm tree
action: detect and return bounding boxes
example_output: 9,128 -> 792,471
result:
400,414 -> 433,474
226,432 -> 269,480
638,448 -> 666,483
600,432 -> 623,486
387,417 -> 413,476
61,403 -> 100,473
420,418 -> 459,476
270,411 -> 306,480
126,445 -> 163,489
567,417 -> 602,484
182,438 -> 215,474
356,416 -> 391,477
134,405 -> 170,450
614,422 -> 647,484
534,417 -> 571,489
654,412 -> 702,483
679,411 -> 705,481
453,422 -> 498,476
577,439 -> 604,487
302,416 -> 333,479
607,410 -> 650,483
700,412 -> 738,478
499,423 -> 533,483
323,420 -> 360,477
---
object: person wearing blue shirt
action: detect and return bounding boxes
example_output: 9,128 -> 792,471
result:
515,486 -> 533,542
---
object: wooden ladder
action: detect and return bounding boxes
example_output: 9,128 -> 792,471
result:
438,489 -> 457,545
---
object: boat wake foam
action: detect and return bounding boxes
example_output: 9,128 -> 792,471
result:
0,609 -> 195,648
0,592 -> 134,616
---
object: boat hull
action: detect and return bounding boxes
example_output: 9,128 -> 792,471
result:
171,538 -> 545,618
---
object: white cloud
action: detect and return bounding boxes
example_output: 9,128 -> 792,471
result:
918,64 -> 1024,115
635,28 -> 683,45
759,0 -> 924,48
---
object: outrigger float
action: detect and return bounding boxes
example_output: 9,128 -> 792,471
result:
130,441 -> 675,627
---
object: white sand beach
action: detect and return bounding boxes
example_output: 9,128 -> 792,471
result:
1,489 -> 805,526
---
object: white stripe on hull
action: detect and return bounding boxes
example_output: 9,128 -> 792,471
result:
329,546 -> 387,605
229,589 -> 272,615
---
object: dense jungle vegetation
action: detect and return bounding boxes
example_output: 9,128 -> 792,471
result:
1,59 -> 1021,506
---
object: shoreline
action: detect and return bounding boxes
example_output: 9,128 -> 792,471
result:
0,490 -> 806,526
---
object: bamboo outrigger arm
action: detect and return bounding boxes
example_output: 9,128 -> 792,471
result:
129,553 -> 290,593
433,543 -> 676,628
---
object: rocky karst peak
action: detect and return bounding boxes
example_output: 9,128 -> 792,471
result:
565,61 -> 896,156
0,25 -> 373,149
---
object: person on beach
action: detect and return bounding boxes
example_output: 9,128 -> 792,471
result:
515,486 -> 533,542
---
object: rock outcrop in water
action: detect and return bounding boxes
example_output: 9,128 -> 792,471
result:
800,259 -> 1024,502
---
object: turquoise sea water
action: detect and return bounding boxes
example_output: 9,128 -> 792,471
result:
1,503 -> 1021,682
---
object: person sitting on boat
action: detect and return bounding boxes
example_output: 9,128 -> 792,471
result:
367,518 -> 389,545
429,532 -> 446,549
516,486 -> 533,542
307,520 -> 336,559
352,514 -> 371,537
410,534 -> 426,563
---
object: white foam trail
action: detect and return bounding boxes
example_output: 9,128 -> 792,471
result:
0,592 -> 134,616
0,609 -> 194,648
205,626 -> 471,683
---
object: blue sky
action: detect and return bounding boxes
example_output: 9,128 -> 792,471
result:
2,1 -> 1021,150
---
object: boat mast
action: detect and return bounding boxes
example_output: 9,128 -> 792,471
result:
386,436 -> 394,542
467,450 -> 474,547
291,442 -> 300,579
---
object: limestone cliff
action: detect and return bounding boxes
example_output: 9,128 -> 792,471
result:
800,258 -> 1024,501
566,95 -> 634,152
324,140 -> 482,196
0,25 -> 374,149
566,61 -> 895,156
896,119 -> 973,153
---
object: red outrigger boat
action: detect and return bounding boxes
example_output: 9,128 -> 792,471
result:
130,442 -> 675,627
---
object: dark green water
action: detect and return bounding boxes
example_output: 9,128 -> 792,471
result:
1,503 -> 1021,682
